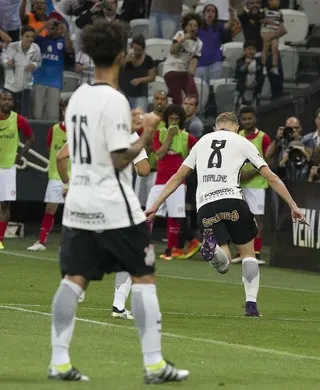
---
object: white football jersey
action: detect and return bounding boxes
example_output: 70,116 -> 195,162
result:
63,83 -> 146,230
183,130 -> 267,211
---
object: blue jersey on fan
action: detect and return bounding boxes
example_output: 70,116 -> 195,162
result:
33,36 -> 65,90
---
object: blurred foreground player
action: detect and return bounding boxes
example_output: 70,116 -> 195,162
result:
146,112 -> 305,317
48,20 -> 189,383
0,90 -> 34,249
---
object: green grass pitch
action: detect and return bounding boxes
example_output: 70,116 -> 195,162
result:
1,235 -> 320,390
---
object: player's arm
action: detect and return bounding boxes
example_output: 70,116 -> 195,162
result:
17,115 -> 35,162
56,143 -> 70,185
135,159 -> 150,177
145,164 -> 192,221
154,127 -> 177,160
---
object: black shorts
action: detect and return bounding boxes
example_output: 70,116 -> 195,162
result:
60,222 -> 154,280
197,198 -> 258,246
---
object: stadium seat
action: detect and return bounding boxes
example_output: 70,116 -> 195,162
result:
145,38 -> 172,62
280,10 -> 309,45
129,19 -> 150,38
157,61 -> 165,77
117,0 -> 123,14
63,71 -> 79,93
299,0 -> 320,26
182,4 -> 191,15
195,3 -> 204,14
279,43 -> 299,81
210,78 -> 236,113
194,77 -> 210,110
222,42 -> 244,70
148,76 -> 168,98
221,60 -> 234,78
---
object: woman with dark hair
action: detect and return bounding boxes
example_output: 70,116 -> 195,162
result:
163,13 -> 203,106
197,4 -> 236,84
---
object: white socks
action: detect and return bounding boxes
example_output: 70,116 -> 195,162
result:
112,272 -> 132,311
242,257 -> 260,302
51,279 -> 83,366
131,284 -> 163,367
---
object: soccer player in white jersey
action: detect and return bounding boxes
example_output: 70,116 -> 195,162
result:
55,124 -> 151,319
146,112 -> 305,317
48,20 -> 189,383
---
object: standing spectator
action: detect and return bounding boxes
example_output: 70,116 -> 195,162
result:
234,41 -> 264,112
0,0 -> 21,42
120,0 -> 151,22
20,0 -> 49,37
75,0 -> 119,29
2,26 -> 41,117
74,50 -> 95,85
149,0 -> 182,40
146,104 -> 198,260
0,90 -> 34,250
183,95 -> 204,139
32,19 -> 73,121
120,35 -> 156,112
0,28 -> 12,89
230,0 -> 287,98
163,13 -> 203,106
302,108 -> 320,157
234,106 -> 271,265
197,4 -> 235,84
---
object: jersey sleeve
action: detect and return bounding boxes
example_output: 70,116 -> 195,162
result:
17,114 -> 33,137
262,133 -> 272,156
188,133 -> 198,149
183,145 -> 197,170
104,95 -> 131,153
243,139 -> 267,170
47,126 -> 53,148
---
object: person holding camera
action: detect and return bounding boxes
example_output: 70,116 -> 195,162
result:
278,140 -> 310,181
75,0 -> 118,29
302,108 -> 320,158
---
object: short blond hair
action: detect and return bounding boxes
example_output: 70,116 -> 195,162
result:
215,112 -> 239,127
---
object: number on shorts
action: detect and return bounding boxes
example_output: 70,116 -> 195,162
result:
71,115 -> 92,164
207,140 -> 226,168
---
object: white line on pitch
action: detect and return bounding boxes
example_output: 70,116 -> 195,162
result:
2,303 -> 320,323
2,250 -> 320,295
1,305 -> 320,362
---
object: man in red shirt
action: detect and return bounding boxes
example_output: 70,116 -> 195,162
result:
0,90 -> 34,249
27,96 -> 69,251
146,104 -> 199,260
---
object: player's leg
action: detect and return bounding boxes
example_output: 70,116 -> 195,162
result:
0,166 -> 17,249
49,228 -> 96,381
111,271 -> 133,319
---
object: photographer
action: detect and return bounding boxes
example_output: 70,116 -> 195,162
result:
308,166 -> 320,183
75,0 -> 118,29
278,141 -> 310,181
266,116 -> 302,167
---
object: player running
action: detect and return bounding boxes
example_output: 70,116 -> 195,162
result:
146,112 -> 305,317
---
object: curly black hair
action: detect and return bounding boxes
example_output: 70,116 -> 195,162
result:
163,104 -> 186,129
81,19 -> 128,67
181,12 -> 202,32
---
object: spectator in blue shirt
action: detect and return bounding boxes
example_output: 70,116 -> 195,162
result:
32,18 -> 73,121
302,108 -> 320,157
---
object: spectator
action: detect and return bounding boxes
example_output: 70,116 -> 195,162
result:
0,29 -> 12,88
278,140 -> 310,181
260,0 -> 283,75
197,4 -> 235,84
32,19 -> 73,121
234,41 -> 264,111
308,165 -> 320,183
302,108 -> 320,157
1,26 -> 41,117
149,0 -> 182,40
230,0 -> 287,98
163,13 -> 203,106
75,0 -> 119,29
75,50 -> 95,85
20,0 -> 49,37
118,0 -> 151,23
183,95 -> 204,139
120,35 -> 156,112
0,0 -> 21,41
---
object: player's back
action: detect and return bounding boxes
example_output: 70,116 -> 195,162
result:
63,83 -> 145,231
192,130 -> 255,209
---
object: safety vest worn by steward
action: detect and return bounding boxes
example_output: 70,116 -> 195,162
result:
0,111 -> 19,169
239,129 -> 268,189
48,123 -> 70,180
158,125 -> 189,159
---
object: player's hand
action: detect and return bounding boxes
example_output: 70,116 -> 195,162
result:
145,206 -> 158,222
291,206 -> 306,224
131,108 -> 145,131
168,125 -> 179,137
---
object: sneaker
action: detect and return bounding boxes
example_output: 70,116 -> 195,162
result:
144,360 -> 189,384
200,228 -> 217,261
271,66 -> 279,75
112,306 -> 134,320
0,241 -> 4,250
48,365 -> 89,381
201,229 -> 230,274
231,253 -> 242,264
245,301 -> 261,317
78,292 -> 85,303
27,241 -> 46,251
184,238 -> 201,259
171,248 -> 185,260
255,252 -> 266,265
159,248 -> 172,261
262,66 -> 267,75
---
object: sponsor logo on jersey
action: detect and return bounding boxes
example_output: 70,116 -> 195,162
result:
0,132 -> 15,140
202,210 -> 239,227
0,127 -> 8,132
202,174 -> 227,183
72,175 -> 90,186
64,208 -> 106,224
202,188 -> 235,203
